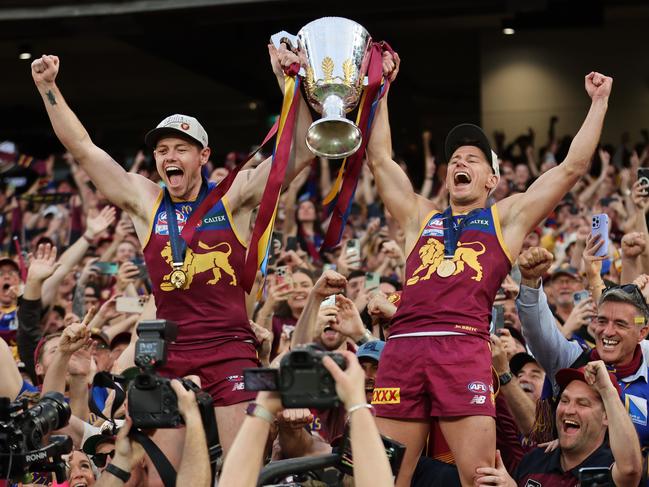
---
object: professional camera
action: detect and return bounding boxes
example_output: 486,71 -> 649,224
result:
244,344 -> 347,409
0,392 -> 72,483
127,320 -> 214,429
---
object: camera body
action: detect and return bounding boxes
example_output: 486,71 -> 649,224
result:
244,345 -> 347,409
0,392 -> 72,482
128,320 -> 214,429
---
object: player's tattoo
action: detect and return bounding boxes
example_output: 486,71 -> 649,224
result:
46,90 -> 57,106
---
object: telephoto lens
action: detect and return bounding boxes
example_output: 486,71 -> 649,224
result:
21,392 -> 71,449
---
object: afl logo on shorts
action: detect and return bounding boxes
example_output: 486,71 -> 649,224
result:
467,381 -> 488,393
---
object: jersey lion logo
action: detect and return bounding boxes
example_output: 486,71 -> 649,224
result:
160,241 -> 237,291
407,239 -> 486,285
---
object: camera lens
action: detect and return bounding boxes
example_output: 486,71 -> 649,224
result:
23,392 -> 71,449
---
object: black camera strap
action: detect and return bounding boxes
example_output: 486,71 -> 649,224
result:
129,430 -> 177,487
89,371 -> 127,426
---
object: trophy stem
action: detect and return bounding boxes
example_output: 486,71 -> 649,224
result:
306,95 -> 362,159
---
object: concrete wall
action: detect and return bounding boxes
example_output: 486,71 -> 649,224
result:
480,27 -> 649,148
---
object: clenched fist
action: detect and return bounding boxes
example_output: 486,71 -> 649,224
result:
585,71 -> 613,101
518,247 -> 554,285
31,54 -> 60,87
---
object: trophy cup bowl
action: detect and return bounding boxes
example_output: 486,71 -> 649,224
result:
297,17 -> 372,159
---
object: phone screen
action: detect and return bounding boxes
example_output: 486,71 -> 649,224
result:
243,368 -> 279,391
95,262 -> 118,275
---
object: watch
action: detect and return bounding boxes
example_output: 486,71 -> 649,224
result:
106,463 -> 131,483
246,402 -> 274,424
355,329 -> 374,346
499,371 -> 513,386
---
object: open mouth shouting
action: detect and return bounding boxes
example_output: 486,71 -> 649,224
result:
453,170 -> 472,188
165,165 -> 184,187
561,418 -> 581,435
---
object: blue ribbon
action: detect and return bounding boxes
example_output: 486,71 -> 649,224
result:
441,207 -> 483,259
162,178 -> 209,267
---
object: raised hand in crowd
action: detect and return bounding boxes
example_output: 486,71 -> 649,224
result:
115,261 -> 140,294
621,231 -> 649,283
332,294 -> 370,343
632,274 -> 649,306
336,246 -> 362,277
561,296 -> 596,339
518,246 -> 554,288
24,243 -> 60,300
94,417 -> 146,487
85,205 -> 117,243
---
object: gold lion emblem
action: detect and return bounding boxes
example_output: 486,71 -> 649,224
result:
407,238 -> 486,285
160,241 -> 237,291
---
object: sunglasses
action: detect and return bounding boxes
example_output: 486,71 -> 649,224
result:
92,449 -> 115,468
603,284 -> 649,316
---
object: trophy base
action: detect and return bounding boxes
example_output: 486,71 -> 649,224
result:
306,117 -> 362,159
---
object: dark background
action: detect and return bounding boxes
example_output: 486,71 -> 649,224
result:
1,0 -> 647,171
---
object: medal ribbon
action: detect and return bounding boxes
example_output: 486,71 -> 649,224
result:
441,207 -> 483,259
241,74 -> 302,292
163,178 -> 209,269
321,41 -> 395,249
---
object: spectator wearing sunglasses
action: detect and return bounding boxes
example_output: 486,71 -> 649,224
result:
516,246 -> 649,449
83,428 -> 148,487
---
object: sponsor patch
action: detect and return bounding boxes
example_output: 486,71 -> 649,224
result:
423,218 -> 444,237
155,209 -> 187,235
468,381 -> 488,393
372,388 -> 400,404
626,394 -> 647,426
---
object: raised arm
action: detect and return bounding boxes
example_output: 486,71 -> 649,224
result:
586,361 -> 642,487
31,55 -> 159,218
500,72 -> 612,252
366,96 -> 425,238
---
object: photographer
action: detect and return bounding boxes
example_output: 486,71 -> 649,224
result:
219,352 -> 393,487
93,378 -> 209,487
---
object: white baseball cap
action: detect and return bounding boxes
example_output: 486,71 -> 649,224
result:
145,114 -> 208,149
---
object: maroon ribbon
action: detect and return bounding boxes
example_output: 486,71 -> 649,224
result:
322,42 -> 394,249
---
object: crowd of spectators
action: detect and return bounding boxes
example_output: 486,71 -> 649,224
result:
1,109 -> 649,486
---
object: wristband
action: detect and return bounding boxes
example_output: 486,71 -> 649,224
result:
347,403 -> 374,417
106,463 -> 131,483
246,402 -> 275,424
499,371 -> 513,386
355,329 -> 374,346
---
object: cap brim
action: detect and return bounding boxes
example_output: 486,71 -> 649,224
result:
82,434 -> 115,455
0,258 -> 20,273
509,352 -> 536,376
144,127 -> 204,149
445,124 -> 493,163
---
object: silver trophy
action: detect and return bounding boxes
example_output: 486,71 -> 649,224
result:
294,17 -> 373,159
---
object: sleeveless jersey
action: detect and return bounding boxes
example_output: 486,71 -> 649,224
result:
143,185 -> 254,345
390,205 -> 512,340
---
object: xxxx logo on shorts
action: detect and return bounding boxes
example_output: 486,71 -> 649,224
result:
372,388 -> 400,404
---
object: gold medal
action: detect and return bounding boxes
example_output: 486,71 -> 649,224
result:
436,259 -> 456,278
170,268 -> 187,289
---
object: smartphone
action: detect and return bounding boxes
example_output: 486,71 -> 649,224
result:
638,168 -> 649,196
115,296 -> 145,313
365,272 -> 380,290
323,263 -> 337,272
268,231 -> 283,266
243,368 -> 279,391
591,213 -> 609,258
285,236 -> 298,252
95,262 -> 118,275
492,305 -> 505,333
346,238 -> 360,257
573,290 -> 590,304
131,258 -> 148,280
321,294 -> 336,308
578,466 -> 612,486
275,266 -> 292,287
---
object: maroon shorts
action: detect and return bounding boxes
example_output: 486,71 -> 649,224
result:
158,339 -> 259,407
372,335 -> 495,419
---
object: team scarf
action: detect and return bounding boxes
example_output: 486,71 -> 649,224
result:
590,344 -> 643,379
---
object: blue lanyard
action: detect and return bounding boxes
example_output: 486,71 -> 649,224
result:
162,179 -> 209,267
441,206 -> 483,259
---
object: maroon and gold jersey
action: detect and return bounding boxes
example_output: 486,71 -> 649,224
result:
390,205 -> 512,340
143,185 -> 254,345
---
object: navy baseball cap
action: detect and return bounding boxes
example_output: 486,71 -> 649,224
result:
356,340 -> 385,362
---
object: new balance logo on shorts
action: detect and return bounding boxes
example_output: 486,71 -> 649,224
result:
372,388 -> 401,404
470,395 -> 486,405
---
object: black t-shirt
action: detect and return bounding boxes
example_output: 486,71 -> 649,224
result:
515,442 -> 613,487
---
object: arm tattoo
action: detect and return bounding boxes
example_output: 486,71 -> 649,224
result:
46,90 -> 57,106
